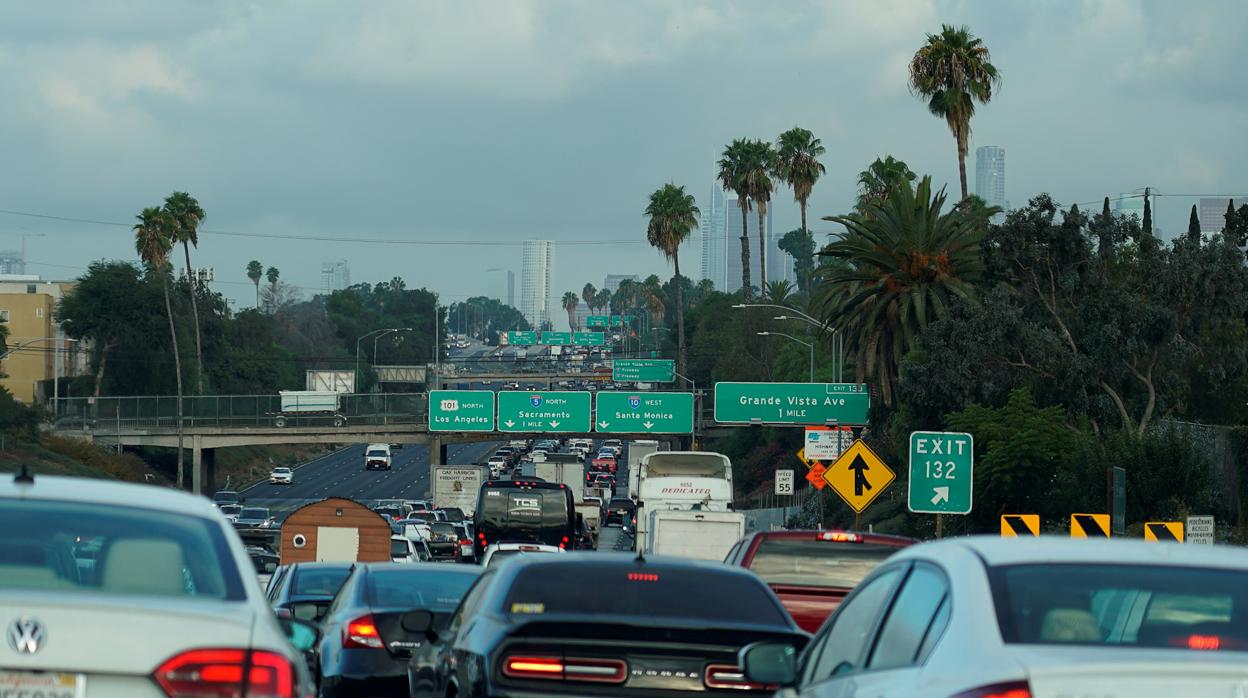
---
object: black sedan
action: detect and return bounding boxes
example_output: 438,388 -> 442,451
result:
266,561 -> 353,622
317,562 -> 481,698
407,553 -> 808,697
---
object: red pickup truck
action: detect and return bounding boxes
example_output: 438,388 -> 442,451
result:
724,530 -> 914,633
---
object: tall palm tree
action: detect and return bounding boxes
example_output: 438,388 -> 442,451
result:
745,140 -> 777,296
775,127 -> 826,300
594,288 -> 612,318
134,206 -> 185,487
645,183 -> 700,376
562,291 -> 580,330
856,155 -> 917,213
764,280 -> 796,307
718,139 -> 754,299
908,25 -> 1001,199
264,267 -> 279,311
817,176 -> 991,406
164,192 -> 206,394
246,260 -> 263,308
582,283 -> 598,314
611,279 -> 635,316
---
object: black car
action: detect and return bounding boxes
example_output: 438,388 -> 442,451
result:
266,561 -> 354,622
604,497 -> 635,527
407,553 -> 808,697
427,522 -> 461,560
317,563 -> 481,698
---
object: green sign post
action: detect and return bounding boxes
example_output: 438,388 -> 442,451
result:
587,316 -> 609,328
595,392 -> 693,434
497,391 -> 592,433
573,331 -> 605,346
713,383 -> 869,425
428,390 -> 495,432
509,331 -> 537,345
907,431 -> 974,515
613,359 -> 675,383
540,331 -> 572,346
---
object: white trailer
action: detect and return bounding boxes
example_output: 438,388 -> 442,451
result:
431,465 -> 489,516
626,440 -> 662,500
274,390 -> 346,427
305,370 -> 356,393
634,451 -> 734,553
646,510 -> 745,561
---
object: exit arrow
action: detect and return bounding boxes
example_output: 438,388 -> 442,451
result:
504,420 -> 515,428
931,487 -> 949,505
643,421 -> 654,430
598,421 -> 609,429
848,454 -> 871,497
549,421 -> 560,428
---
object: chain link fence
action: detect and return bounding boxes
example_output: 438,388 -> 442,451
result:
49,393 -> 430,430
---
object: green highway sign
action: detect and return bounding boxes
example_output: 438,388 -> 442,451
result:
587,316 -> 609,328
713,383 -> 870,425
595,392 -> 693,434
613,359 -> 675,383
609,315 -> 624,327
540,331 -> 572,346
907,431 -> 974,515
497,391 -> 592,433
509,331 -> 537,345
428,390 -> 495,432
573,331 -> 605,346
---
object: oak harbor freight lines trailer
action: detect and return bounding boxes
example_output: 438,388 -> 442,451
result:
431,465 -> 489,516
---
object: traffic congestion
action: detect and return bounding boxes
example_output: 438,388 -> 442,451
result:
5,432 -> 1248,698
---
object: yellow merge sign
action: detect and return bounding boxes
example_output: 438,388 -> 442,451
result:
822,439 -> 895,513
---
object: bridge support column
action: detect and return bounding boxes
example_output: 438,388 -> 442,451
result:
191,436 -> 217,495
430,436 -> 443,466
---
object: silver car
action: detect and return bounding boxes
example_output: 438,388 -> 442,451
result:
0,470 -> 316,697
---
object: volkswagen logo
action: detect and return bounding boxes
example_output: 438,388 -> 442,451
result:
6,617 -> 44,655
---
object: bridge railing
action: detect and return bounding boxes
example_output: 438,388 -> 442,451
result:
50,393 -> 430,430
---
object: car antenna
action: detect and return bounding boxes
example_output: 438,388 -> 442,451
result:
14,464 -> 33,485
634,544 -> 645,564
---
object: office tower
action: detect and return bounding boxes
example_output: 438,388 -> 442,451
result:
519,240 -> 555,329
700,182 -> 726,289
1199,197 -> 1248,234
975,146 -> 1007,223
507,270 -> 515,308
320,261 -> 350,295
603,274 -> 638,294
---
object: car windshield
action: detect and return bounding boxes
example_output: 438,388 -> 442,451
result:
272,468 -> 290,474
506,564 -> 789,625
239,508 -> 268,519
366,569 -> 478,610
608,499 -> 634,510
213,492 -> 239,503
366,449 -> 388,458
0,499 -> 243,600
219,505 -> 242,516
746,539 -> 900,588
990,564 -> 1248,651
292,567 -> 351,596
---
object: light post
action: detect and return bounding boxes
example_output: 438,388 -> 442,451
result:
355,328 -> 412,393
732,303 -> 844,383
757,331 -> 814,382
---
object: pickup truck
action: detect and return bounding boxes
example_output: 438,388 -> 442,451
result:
723,530 -> 915,632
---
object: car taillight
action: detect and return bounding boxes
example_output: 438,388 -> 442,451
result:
343,614 -> 384,649
459,539 -> 472,546
153,648 -> 294,698
704,664 -> 771,691
559,535 -> 569,550
502,655 -> 627,683
817,531 -> 862,542
950,682 -> 1032,698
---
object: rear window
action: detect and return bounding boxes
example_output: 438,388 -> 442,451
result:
746,539 -> 899,588
292,567 -> 351,596
440,508 -> 465,523
239,508 -> 268,519
0,499 -> 243,600
366,569 -> 478,611
991,564 -> 1248,651
390,539 -> 411,557
608,499 -> 634,510
505,564 -> 789,626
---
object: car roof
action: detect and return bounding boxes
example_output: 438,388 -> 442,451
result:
366,443 -> 390,449
1,474 -> 222,518
357,561 -> 482,576
749,529 -> 916,548
894,535 -> 1248,571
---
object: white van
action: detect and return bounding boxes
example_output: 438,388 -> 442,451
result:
364,443 -> 393,471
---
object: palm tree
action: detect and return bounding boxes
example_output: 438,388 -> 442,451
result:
856,156 -> 917,214
745,140 -> 777,296
693,278 -> 715,306
246,260 -> 263,308
645,183 -> 700,376
775,127 -> 826,299
817,176 -> 991,406
264,267 -> 279,311
908,25 -> 1001,199
134,206 -> 185,488
594,288 -> 612,319
562,291 -> 581,330
764,280 -> 796,307
611,279 -> 636,316
718,139 -> 754,299
582,283 -> 598,314
164,192 -> 206,394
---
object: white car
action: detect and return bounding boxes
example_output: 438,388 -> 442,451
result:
480,542 -> 565,568
364,443 -> 392,471
269,466 -> 293,485
0,470 -> 317,696
391,535 -> 433,563
740,535 -> 1248,698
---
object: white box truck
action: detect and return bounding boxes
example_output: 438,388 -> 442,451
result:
626,440 -> 662,499
535,456 -> 583,494
634,451 -> 734,554
431,465 -> 489,516
646,510 -> 745,561
274,390 -> 346,427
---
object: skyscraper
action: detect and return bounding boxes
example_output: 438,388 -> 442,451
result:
722,195 -> 773,295
1199,197 -> 1248,234
603,274 -> 638,294
519,240 -> 555,329
975,146 -> 1007,223
320,260 -> 350,294
506,270 -> 515,307
699,182 -> 726,289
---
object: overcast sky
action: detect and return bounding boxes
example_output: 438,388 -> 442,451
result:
0,0 -> 1244,310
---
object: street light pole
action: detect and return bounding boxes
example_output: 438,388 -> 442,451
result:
355,327 -> 413,393
757,331 -> 814,382
733,303 -> 844,383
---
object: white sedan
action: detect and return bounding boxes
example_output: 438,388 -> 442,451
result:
0,470 -> 317,696
269,466 -> 293,484
480,542 -> 565,568
741,535 -> 1248,698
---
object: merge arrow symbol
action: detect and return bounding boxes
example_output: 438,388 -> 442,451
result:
847,454 -> 872,496
931,487 -> 950,505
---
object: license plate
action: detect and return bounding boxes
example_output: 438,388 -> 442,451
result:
0,670 -> 83,698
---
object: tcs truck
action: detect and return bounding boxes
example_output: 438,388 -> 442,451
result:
634,451 -> 743,561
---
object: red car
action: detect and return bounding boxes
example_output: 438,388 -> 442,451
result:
591,456 -> 617,473
724,529 -> 914,633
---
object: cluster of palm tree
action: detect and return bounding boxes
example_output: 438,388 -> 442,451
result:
132,191 -> 207,488
246,260 -> 281,310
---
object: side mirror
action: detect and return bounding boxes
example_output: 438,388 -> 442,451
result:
739,641 -> 797,687
287,601 -> 326,623
264,561 -> 278,573
279,618 -> 320,652
401,609 -> 436,640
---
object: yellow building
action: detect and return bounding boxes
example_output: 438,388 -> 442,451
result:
0,277 -> 83,403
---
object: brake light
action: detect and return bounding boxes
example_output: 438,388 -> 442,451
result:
1187,634 -> 1221,650
627,572 -> 658,582
153,648 -> 295,698
459,539 -> 472,546
344,614 -> 384,649
950,682 -> 1032,698
502,655 -> 627,683
704,664 -> 771,691
818,531 -> 862,543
